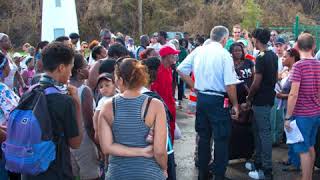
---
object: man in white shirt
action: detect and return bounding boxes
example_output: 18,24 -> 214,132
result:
177,26 -> 239,180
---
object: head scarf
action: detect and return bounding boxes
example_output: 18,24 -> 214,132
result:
0,33 -> 8,41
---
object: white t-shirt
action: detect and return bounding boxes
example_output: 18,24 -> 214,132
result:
95,96 -> 112,111
277,56 -> 284,73
148,43 -> 162,52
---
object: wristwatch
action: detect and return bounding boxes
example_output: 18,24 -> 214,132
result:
285,117 -> 293,121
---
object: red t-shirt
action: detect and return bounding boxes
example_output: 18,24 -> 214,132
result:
151,64 -> 176,142
290,59 -> 320,117
151,63 -> 176,122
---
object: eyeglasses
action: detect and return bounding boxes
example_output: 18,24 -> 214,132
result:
271,34 -> 276,36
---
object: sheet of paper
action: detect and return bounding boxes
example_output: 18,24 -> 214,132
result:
284,120 -> 304,144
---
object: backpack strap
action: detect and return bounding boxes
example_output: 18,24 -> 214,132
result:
42,86 -> 64,178
44,86 -> 60,95
143,96 -> 153,120
35,86 -> 61,140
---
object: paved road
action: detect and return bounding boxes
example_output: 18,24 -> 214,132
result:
174,105 -> 320,180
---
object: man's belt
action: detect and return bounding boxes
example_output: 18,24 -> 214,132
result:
197,89 -> 227,97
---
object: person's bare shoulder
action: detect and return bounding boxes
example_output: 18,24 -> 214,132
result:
150,98 -> 165,113
99,97 -> 114,123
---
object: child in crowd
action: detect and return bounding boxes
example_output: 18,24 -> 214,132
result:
93,73 -> 116,142
21,57 -> 35,87
92,73 -> 116,178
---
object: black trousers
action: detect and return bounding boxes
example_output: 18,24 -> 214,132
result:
177,77 -> 184,101
172,68 -> 178,98
315,127 -> 320,168
196,93 -> 231,179
167,153 -> 176,180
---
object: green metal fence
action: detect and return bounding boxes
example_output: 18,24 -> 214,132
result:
257,16 -> 320,51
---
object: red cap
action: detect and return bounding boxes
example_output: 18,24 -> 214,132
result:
159,46 -> 180,57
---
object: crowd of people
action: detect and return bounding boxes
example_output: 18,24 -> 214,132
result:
0,23 -> 320,180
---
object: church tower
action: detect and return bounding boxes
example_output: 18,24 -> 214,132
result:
41,0 -> 79,42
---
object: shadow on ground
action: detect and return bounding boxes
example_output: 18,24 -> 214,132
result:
174,104 -> 320,180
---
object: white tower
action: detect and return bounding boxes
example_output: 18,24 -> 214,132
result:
41,0 -> 79,42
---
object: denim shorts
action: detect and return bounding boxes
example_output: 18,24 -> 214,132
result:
293,115 -> 320,153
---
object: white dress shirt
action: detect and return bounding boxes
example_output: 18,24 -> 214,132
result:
177,41 -> 239,94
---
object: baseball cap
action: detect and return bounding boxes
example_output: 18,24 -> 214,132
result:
95,73 -> 113,91
275,37 -> 285,45
97,73 -> 113,83
69,33 -> 80,39
159,46 -> 180,57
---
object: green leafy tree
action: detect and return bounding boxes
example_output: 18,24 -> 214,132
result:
241,0 -> 262,30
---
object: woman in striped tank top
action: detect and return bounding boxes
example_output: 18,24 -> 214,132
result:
98,58 -> 168,180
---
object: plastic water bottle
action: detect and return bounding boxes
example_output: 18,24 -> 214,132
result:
187,101 -> 197,115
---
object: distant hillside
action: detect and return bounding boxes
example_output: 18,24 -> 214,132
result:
0,0 -> 319,48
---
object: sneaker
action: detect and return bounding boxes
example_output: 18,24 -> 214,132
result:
245,162 -> 256,171
248,169 -> 265,179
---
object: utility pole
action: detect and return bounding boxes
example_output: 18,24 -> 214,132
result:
138,0 -> 143,34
